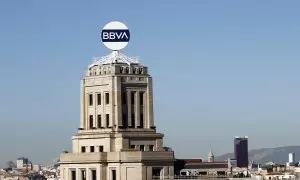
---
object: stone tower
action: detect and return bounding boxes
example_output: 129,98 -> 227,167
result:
60,51 -> 174,180
208,149 -> 214,162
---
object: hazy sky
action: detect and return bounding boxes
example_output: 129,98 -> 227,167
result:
0,0 -> 299,167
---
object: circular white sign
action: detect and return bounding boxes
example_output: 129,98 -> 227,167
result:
101,21 -> 130,51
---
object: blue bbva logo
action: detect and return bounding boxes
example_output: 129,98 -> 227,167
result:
101,21 -> 130,50
101,29 -> 130,42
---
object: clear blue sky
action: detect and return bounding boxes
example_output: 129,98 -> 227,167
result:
0,0 -> 299,167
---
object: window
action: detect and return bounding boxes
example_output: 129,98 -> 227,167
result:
97,115 -> 102,128
140,145 -> 145,151
152,168 -> 162,178
149,145 -> 154,151
131,92 -> 135,105
139,92 -> 144,105
89,94 -> 93,106
81,169 -> 86,180
99,146 -> 103,152
97,93 -> 101,105
90,146 -> 94,152
106,114 -> 110,127
92,170 -> 97,180
122,92 -> 127,104
131,113 -> 135,127
71,170 -> 76,180
122,114 -> 127,127
111,170 -> 116,180
89,115 -> 93,128
130,145 -> 135,149
105,93 -> 109,104
81,146 -> 86,153
140,114 -> 144,128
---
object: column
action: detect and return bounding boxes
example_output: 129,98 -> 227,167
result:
147,77 -> 154,128
76,168 -> 80,180
80,80 -> 85,129
147,167 -> 152,180
93,92 -> 97,128
141,91 -> 145,128
135,90 -> 140,127
111,76 -> 116,129
101,93 -> 105,128
114,76 -> 122,129
103,92 -> 107,127
127,90 -> 132,126
169,166 -> 174,178
85,94 -> 89,130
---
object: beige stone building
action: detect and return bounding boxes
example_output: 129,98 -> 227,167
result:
60,51 -> 175,180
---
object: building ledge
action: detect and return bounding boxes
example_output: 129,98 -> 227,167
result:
60,151 -> 175,164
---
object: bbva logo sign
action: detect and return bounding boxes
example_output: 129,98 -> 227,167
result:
101,21 -> 130,51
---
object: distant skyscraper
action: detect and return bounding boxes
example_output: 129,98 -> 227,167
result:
289,153 -> 295,163
234,136 -> 248,168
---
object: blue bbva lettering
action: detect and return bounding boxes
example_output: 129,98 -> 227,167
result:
102,29 -> 130,42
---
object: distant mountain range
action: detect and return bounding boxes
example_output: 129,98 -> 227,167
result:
216,146 -> 300,164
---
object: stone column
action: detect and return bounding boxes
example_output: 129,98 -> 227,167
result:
114,76 -> 122,128
86,168 -> 90,180
111,76 -> 116,129
147,167 -> 152,180
169,166 -> 174,178
136,90 -> 140,127
80,79 -> 86,129
127,90 -> 132,126
103,92 -> 107,127
76,168 -> 80,180
147,77 -> 154,128
93,92 -> 97,128
163,166 -> 169,179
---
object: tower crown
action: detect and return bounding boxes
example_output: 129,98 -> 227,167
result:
85,51 -> 148,77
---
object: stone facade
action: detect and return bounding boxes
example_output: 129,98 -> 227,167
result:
60,51 -> 175,180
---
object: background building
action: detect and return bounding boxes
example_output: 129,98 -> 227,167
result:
289,152 -> 295,163
234,136 -> 248,168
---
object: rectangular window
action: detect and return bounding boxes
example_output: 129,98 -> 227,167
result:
89,94 -> 93,106
122,92 -> 127,105
90,146 -> 94,152
139,92 -> 144,105
149,145 -> 154,151
122,114 -> 127,127
97,115 -> 102,128
99,146 -> 103,152
106,114 -> 110,127
92,170 -> 97,180
131,92 -> 135,105
105,93 -> 109,104
140,114 -> 144,128
71,170 -> 76,180
131,113 -> 135,127
81,169 -> 86,180
140,145 -> 145,151
89,115 -> 93,128
112,169 -> 116,180
97,93 -> 101,105
130,145 -> 135,149
81,146 -> 86,153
